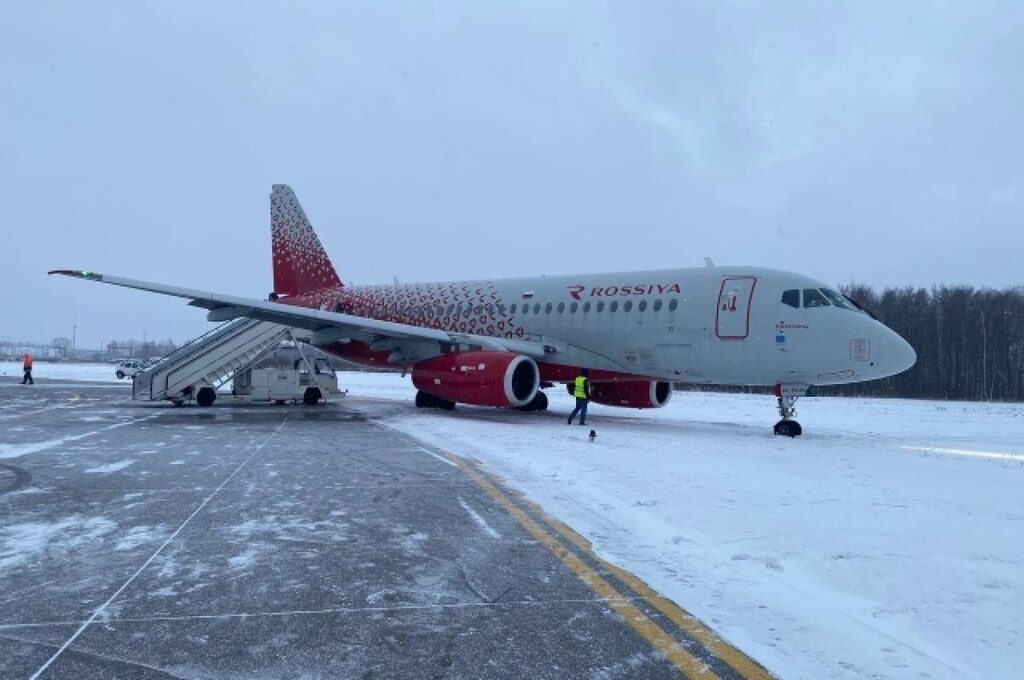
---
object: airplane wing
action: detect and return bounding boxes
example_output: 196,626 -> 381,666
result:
48,270 -> 557,360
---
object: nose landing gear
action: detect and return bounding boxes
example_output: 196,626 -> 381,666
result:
773,384 -> 807,437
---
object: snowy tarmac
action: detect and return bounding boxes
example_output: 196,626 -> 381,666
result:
2,367 -> 1023,679
0,377 -> 768,679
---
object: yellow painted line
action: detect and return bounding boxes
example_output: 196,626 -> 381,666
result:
541,507 -> 771,678
446,452 -> 717,679
488,476 -> 774,680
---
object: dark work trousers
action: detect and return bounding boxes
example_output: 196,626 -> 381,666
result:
22,368 -> 33,385
568,398 -> 588,425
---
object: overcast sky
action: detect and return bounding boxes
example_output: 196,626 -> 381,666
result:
3,2 -> 1022,348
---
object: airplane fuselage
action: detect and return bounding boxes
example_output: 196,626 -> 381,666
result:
291,265 -> 916,387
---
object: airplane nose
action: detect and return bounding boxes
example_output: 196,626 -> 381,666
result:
879,328 -> 917,377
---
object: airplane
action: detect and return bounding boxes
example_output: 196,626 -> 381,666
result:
50,184 -> 916,436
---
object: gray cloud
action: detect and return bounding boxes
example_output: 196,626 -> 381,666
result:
2,2 -> 1021,348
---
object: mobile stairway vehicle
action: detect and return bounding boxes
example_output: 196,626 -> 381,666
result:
230,341 -> 340,405
132,318 -> 306,407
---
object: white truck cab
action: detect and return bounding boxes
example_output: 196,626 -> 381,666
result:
231,347 -> 339,405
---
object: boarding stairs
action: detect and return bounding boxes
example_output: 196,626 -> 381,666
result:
133,318 -> 292,403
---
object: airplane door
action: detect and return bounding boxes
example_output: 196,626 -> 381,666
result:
715,277 -> 756,339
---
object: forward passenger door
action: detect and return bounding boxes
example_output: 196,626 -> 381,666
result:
715,277 -> 756,339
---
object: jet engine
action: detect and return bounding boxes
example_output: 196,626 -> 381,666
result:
412,351 -> 540,408
589,380 -> 673,409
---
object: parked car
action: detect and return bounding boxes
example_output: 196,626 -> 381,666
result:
115,359 -> 145,380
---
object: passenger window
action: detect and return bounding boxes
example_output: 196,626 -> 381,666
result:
510,303 -> 517,314
653,299 -> 663,311
638,300 -> 647,312
545,302 -> 553,313
533,303 -> 541,313
570,302 -> 578,313
781,289 -> 800,308
596,301 -> 605,313
583,301 -> 592,313
623,300 -> 632,312
668,299 -> 678,311
610,301 -> 619,312
803,289 -> 831,308
557,302 -> 565,313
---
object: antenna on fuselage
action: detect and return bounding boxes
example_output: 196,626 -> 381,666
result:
704,257 -> 715,267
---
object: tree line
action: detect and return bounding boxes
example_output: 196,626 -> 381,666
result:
828,285 -> 1024,401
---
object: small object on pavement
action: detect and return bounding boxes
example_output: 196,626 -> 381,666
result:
589,429 -> 596,442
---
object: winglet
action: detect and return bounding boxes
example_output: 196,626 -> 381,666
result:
48,269 -> 104,281
271,185 -> 342,296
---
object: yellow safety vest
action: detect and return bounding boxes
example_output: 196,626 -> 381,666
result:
573,376 -> 588,399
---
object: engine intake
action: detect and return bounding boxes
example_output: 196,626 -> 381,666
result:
412,351 -> 540,408
589,380 -> 672,409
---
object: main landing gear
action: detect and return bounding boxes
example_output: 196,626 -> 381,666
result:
414,390 -> 550,412
516,391 -> 548,412
415,390 -> 456,411
773,384 -> 806,438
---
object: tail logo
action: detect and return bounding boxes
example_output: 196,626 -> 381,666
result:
271,185 -> 342,296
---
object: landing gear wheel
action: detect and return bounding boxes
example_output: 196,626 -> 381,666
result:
116,371 -> 125,380
773,385 -> 805,437
773,420 -> 802,437
196,387 -> 216,408
415,390 -> 455,410
517,391 -> 549,412
303,387 -> 322,405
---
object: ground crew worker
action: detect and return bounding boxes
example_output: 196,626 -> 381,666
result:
21,353 -> 34,385
567,368 -> 590,426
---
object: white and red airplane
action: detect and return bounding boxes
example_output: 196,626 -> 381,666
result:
51,184 -> 916,436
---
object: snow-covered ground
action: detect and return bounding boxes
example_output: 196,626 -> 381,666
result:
0,360 -> 122,383
7,363 -> 1022,677
338,372 -> 1024,680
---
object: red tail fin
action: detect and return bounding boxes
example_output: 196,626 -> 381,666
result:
270,184 -> 342,296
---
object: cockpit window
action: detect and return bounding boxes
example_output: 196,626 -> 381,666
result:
845,296 -> 876,318
803,288 -> 831,308
820,288 -> 858,311
781,289 -> 800,308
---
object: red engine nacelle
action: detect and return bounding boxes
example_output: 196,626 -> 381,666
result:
412,351 -> 540,408
589,380 -> 673,409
